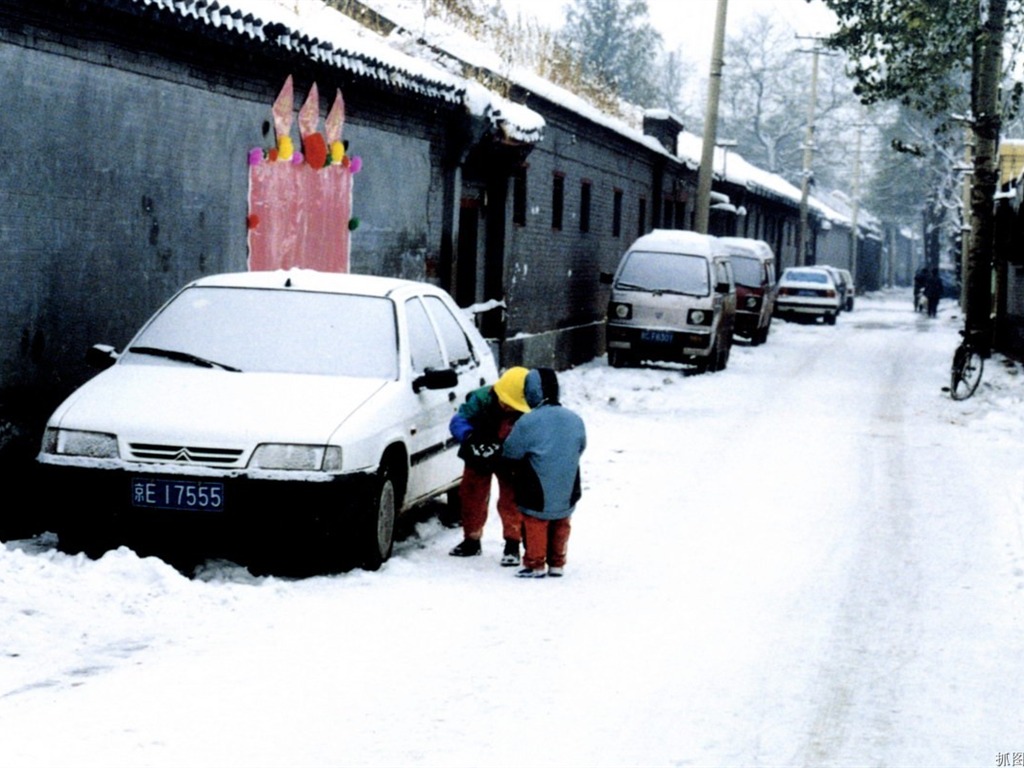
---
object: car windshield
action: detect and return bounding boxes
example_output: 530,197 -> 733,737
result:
785,270 -> 829,284
729,255 -> 763,288
125,286 -> 399,378
616,251 -> 709,295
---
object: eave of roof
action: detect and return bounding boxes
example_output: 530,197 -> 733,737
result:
125,0 -> 467,104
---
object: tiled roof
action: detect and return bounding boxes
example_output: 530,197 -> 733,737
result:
125,0 -> 464,104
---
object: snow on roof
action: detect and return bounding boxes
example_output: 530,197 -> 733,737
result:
134,0 -> 466,102
676,131 -> 860,228
356,0 -> 673,158
128,0 -> 549,141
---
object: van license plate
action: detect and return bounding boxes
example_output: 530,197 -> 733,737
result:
641,330 -> 674,344
131,478 -> 225,511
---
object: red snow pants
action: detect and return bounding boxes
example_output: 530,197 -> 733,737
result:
459,465 -> 522,542
521,514 -> 572,570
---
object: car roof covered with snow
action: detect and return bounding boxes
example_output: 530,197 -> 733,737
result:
626,229 -> 726,258
187,269 -> 440,298
718,237 -> 774,261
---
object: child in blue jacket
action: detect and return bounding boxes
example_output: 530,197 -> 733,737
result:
501,368 -> 586,578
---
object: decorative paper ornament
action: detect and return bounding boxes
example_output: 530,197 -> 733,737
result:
291,150 -> 304,165
269,148 -> 279,162
247,214 -> 260,229
272,76 -> 294,142
348,217 -> 360,231
248,147 -> 264,166
277,135 -> 294,161
299,83 -> 320,138
325,89 -> 345,145
329,140 -> 345,164
350,156 -> 363,174
304,133 -> 328,169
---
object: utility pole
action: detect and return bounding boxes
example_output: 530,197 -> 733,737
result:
796,36 -> 829,266
695,0 -> 728,234
850,121 -> 862,284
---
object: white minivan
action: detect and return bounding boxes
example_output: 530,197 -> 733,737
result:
602,230 -> 737,373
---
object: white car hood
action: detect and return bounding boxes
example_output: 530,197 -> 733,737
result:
50,363 -> 388,447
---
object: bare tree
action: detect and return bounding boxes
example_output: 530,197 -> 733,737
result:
717,14 -> 859,191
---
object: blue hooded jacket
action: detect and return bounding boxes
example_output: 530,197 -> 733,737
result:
501,368 -> 587,519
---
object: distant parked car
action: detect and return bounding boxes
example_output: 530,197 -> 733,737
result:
837,268 -> 855,311
775,266 -> 842,325
821,266 -> 849,313
602,230 -> 737,372
720,237 -> 777,345
37,270 -> 498,573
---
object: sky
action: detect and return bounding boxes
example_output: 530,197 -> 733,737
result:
4,290 -> 1024,766
500,0 -> 840,104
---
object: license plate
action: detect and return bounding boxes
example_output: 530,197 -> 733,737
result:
796,289 -> 820,297
640,329 -> 674,344
131,477 -> 225,511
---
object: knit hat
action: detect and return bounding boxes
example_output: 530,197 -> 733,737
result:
493,366 -> 531,413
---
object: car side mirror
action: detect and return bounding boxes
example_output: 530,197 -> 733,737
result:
413,367 -> 459,393
85,343 -> 118,370
715,282 -> 732,295
600,272 -> 614,285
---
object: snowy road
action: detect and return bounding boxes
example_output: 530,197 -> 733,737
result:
3,291 -> 1024,767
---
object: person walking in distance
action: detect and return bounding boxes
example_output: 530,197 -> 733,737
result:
924,267 -> 943,318
501,368 -> 586,578
448,366 -> 530,564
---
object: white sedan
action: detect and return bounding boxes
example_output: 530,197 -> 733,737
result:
37,270 -> 498,573
775,267 -> 843,325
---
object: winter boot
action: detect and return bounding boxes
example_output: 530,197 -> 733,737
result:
500,538 -> 521,567
449,538 -> 482,557
515,566 -> 546,578
547,566 -> 564,578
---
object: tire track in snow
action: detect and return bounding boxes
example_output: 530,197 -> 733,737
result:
795,321 -> 925,766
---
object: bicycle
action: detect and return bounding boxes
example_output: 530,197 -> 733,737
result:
949,330 -> 985,400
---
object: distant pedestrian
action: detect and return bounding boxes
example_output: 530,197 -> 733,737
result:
502,368 -> 586,578
924,267 -> 943,318
448,366 -> 530,565
913,267 -> 927,312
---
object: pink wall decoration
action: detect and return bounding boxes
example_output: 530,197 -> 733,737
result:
247,79 -> 356,273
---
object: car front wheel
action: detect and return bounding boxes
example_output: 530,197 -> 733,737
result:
356,464 -> 397,571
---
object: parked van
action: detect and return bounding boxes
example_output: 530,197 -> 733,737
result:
601,230 -> 736,372
719,237 -> 778,345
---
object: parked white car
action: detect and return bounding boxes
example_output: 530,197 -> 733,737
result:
837,268 -> 856,311
37,270 -> 498,573
775,267 -> 842,325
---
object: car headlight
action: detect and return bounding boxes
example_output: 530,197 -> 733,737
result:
611,302 -> 632,320
688,309 -> 711,326
249,444 -> 342,471
42,428 -> 120,458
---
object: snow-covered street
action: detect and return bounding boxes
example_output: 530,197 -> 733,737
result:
3,290 -> 1024,768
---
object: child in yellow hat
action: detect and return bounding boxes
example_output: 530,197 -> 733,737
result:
448,366 -> 530,564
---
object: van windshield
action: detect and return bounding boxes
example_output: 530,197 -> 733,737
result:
729,255 -> 764,288
615,251 -> 710,296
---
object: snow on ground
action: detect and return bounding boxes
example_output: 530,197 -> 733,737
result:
3,290 -> 1023,768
